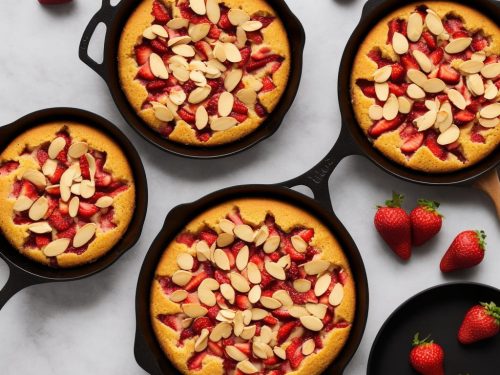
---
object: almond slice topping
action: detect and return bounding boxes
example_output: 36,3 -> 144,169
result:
169,87 -> 187,106
219,283 -> 236,306
425,12 -> 444,35
182,318 -> 193,328
196,240 -> 211,261
198,288 -> 217,306
251,308 -> 268,321
210,322 -> 232,342
303,259 -> 330,275
217,232 -> 235,247
479,117 -> 499,128
43,238 -> 70,257
226,346 -> 248,362
407,69 -> 428,87
194,328 -> 209,352
228,8 -> 250,26
28,221 -> 52,234
23,169 -> 46,189
264,261 -> 286,280
273,290 -> 293,307
73,223 -> 97,248
224,69 -> 243,92
248,285 -> 261,304
253,226 -> 269,247
398,97 -> 413,114
300,315 -> 324,331
29,196 -> 48,221
459,60 -> 484,75
236,88 -> 257,105
240,325 -> 257,340
167,18 -> 189,30
177,253 -> 194,270
48,137 -> 66,159
149,53 -> 169,79
306,303 -> 328,319
447,89 -> 466,110
314,273 -> 332,297
172,270 -> 193,286
289,305 -> 309,318
236,245 -> 249,271
445,37 -> 472,54
218,91 -> 234,117
375,82 -> 389,101
277,254 -> 291,269
422,78 -> 446,93
237,360 -> 258,374
412,50 -> 432,73
214,248 -> 231,270
260,296 -> 281,310
189,23 -> 211,42
383,94 -> 399,121
480,103 -> 500,119
302,339 -> 316,356
415,110 -> 438,132
247,262 -> 262,284
484,81 -> 499,101
481,62 -> 500,79
95,196 -> 113,208
368,105 -> 383,121
329,284 -> 344,306
42,159 -> 58,176
182,303 -> 208,318
172,44 -> 196,58
407,12 -> 423,42
253,342 -> 270,360
14,196 -> 34,212
224,43 -> 242,62
373,65 -> 392,83
68,142 -> 89,159
241,21 -> 263,32
152,102 -> 174,122
189,86 -> 212,104
189,0 -> 206,15
199,278 -> 219,291
263,235 -> 280,253
471,52 -> 486,62
80,179 -> 95,199
60,185 -> 71,202
142,26 -> 156,40
69,196 -> 79,218
169,289 -> 188,303
211,116 -> 238,131
206,0 -> 221,24
168,36 -> 192,47
219,218 -> 235,233
293,278 -> 312,292
230,272 -> 251,293
392,32 -> 409,55
234,224 -> 254,242
291,235 -> 307,253
466,74 -> 484,97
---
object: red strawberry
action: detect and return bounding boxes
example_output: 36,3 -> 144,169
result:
252,15 -> 275,28
48,210 -> 73,231
152,1 -> 170,24
214,270 -> 230,284
369,115 -> 404,137
357,80 -> 377,98
151,39 -> 168,54
45,185 -> 61,196
263,315 -> 278,326
184,272 -> 207,292
374,192 -> 412,260
422,31 -> 437,50
438,65 -> 460,85
453,110 -> 475,126
286,337 -> 304,369
199,230 -> 218,246
208,24 -> 221,40
48,163 -> 66,184
440,230 -> 486,272
424,131 -> 447,160
36,149 -> 49,166
146,80 -> 168,91
246,31 -> 263,44
261,76 -> 276,93
238,47 -> 252,68
57,225 -> 77,239
410,200 -> 442,246
78,202 -> 99,218
391,63 -> 406,82
409,333 -> 445,375
194,41 -> 212,61
178,108 -> 196,124
135,45 -> 152,65
429,48 -> 444,65
187,352 -> 207,371
401,53 -> 420,71
207,341 -> 224,357
471,132 -> 485,143
235,295 -> 252,309
401,132 -> 424,153
471,33 -> 489,52
192,317 -> 213,333
137,62 -> 155,80
218,13 -> 232,31
232,100 -> 248,114
19,180 -> 39,200
176,232 -> 196,247
254,102 -> 267,118
298,228 -> 314,242
458,302 -> 500,344
277,321 -> 299,344
35,234 -> 51,248
234,343 -> 251,356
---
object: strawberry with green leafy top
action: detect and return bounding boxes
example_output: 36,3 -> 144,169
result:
409,333 -> 445,375
410,199 -> 443,246
458,302 -> 500,344
440,230 -> 487,272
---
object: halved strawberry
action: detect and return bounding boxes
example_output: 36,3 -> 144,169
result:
391,63 -> 406,83
234,343 -> 251,356
238,47 -> 252,68
410,40 -> 431,55
199,229 -> 218,245
78,202 -> 99,218
356,79 -> 376,98
424,131 -> 447,160
263,315 -> 278,326
36,149 -> 49,166
429,47 -> 444,65
185,271 -> 207,292
152,1 -> 170,24
137,62 -> 155,80
272,308 -> 292,319
282,237 -> 306,262
246,31 -> 263,44
176,232 -> 196,247
400,53 -> 420,71
277,321 -> 299,344
369,115 -> 404,137
438,64 -> 460,85
263,355 -> 281,366
180,327 -> 196,342
57,225 -> 77,239
454,110 -> 475,125
187,352 -> 207,371
35,234 -> 51,248
252,15 -> 275,28
286,337 -> 304,369
207,24 -> 221,40
260,76 -> 276,93
48,210 -> 73,231
178,108 -> 196,124
19,181 -> 39,200
146,80 -> 168,91
207,341 -> 224,357
135,45 -> 152,65
471,33 -> 489,52
235,295 -> 252,309
214,270 -> 230,285
207,305 -> 220,321
401,132 -> 424,153
367,49 -> 393,68
422,31 -> 437,50
444,17 -> 464,34
192,317 -> 213,333
218,12 -> 232,31
254,102 -> 267,118
388,82 -> 407,97
194,41 -> 211,61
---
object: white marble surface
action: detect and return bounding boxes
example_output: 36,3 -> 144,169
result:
0,0 -> 498,374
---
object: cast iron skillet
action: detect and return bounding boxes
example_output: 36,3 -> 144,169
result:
295,0 -> 500,218
368,282 -> 500,374
79,0 -> 305,159
0,107 -> 148,310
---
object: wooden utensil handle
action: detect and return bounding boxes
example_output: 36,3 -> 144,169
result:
473,169 -> 500,219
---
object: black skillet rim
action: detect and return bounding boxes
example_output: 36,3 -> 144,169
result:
0,107 -> 148,282
366,281 -> 500,374
83,0 -> 305,159
337,0 -> 500,186
134,184 -> 369,375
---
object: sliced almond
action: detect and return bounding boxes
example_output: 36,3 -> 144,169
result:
182,303 -> 208,318
253,226 -> 269,247
189,0 -> 206,15
479,117 -> 499,128
199,278 -> 219,291
233,310 -> 244,336
277,254 -> 291,269
291,235 -> 307,253
247,262 -> 262,284
241,20 -> 263,32
398,97 -> 413,114
181,318 -> 193,328
368,104 -> 383,120
466,74 -> 484,96
293,278 -> 312,292
206,0 -> 221,24
274,346 -> 287,360
383,94 -> 399,121
263,235 -> 280,253
69,196 -> 79,218
42,238 -> 70,256
28,221 -> 52,234
85,153 -> 96,180
210,116 -> 238,131
306,303 -> 328,319
172,270 -> 193,286
260,296 -> 281,310
168,35 -> 192,47
242,309 -> 252,325
217,232 -> 235,247
251,308 -> 268,321
196,240 -> 211,261
224,69 -> 243,92
73,223 -> 97,248
484,81 -> 499,101
422,78 -> 446,93
480,103 -> 500,119
48,137 -> 66,159
392,32 -> 409,54
459,60 -> 484,75
412,50 -> 432,73
329,283 -> 345,306
29,196 -> 48,221
149,53 -> 169,79
23,169 -> 46,189
80,179 -> 95,199
234,224 -> 254,242
189,23 -> 211,42
169,87 -> 187,106
375,82 -> 389,101
150,24 -> 168,38
218,92 -> 234,117
172,44 -> 196,58
213,42 -> 227,62
425,12 -> 444,35
223,43 -> 242,63
142,26 -> 156,40
188,86 -> 212,104
314,274 -> 332,297
95,196 -> 113,208
230,272 -> 250,293
194,328 -> 209,352
407,12 -> 423,42
14,197 -> 33,212
236,88 -> 257,105
237,360 -> 258,374
42,159 -> 58,177
481,63 -> 500,79
226,346 -> 248,362
264,261 -> 286,280
236,26 -> 247,48
167,18 -> 189,30
272,290 -> 293,307
67,142 -> 89,159
240,325 -> 256,340
302,339 -> 315,356
214,248 -> 231,270
253,342 -> 270,359
373,65 -> 392,83
198,288 -> 216,306
236,245 -> 249,271
300,315 -> 324,331
228,8 -> 250,26
445,37 -> 472,54
407,69 -> 428,87
447,89 -> 467,110
415,110 -> 438,131
303,259 -> 330,275
219,218 -> 235,234
289,305 -> 309,318
153,103 -> 174,122
169,289 -> 188,303
210,322 -> 232,342
60,185 -> 71,202
248,285 -> 261,304
177,253 -> 194,270
471,52 -> 486,62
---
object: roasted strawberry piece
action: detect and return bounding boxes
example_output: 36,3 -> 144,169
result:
235,295 -> 252,309
57,225 -> 77,239
277,321 -> 299,344
471,32 -> 489,51
184,271 -> 207,292
356,79 -> 377,98
178,108 -> 196,124
187,352 -> 207,371
471,132 -> 485,143
218,12 -> 232,31
135,45 -> 153,65
367,49 -> 393,67
176,232 -> 196,247
192,317 -> 213,333
137,62 -> 155,81
254,102 -> 268,118
20,180 -> 39,200
286,337 -> 305,369
252,15 -> 275,28
438,64 -> 460,85
199,229 -> 218,245
246,31 -> 264,44
152,1 -> 170,24
207,24 -> 221,40
78,202 -> 99,218
369,115 -> 404,137
238,47 -> 252,68
261,76 -> 276,93
425,131 -> 448,160
36,149 -> 49,166
263,315 -> 278,326
429,47 -> 444,65
454,110 -> 475,126
0,161 -> 19,176
207,341 -> 224,356
388,82 -> 408,97
401,132 -> 424,153
48,210 -> 73,231
194,41 -> 211,61
35,234 -> 52,248
410,40 -> 431,55
444,16 -> 465,34
400,53 -> 420,71
391,63 -> 406,83
422,31 -> 437,50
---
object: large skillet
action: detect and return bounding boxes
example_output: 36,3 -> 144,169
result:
79,0 -> 305,159
0,108 -> 148,310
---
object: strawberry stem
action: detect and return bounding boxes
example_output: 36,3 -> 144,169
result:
475,230 -> 487,250
384,191 -> 404,208
417,199 -> 442,216
481,302 -> 500,324
412,333 -> 433,346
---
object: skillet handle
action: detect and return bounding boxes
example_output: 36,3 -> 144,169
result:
361,0 -> 387,18
79,0 -> 116,80
0,264 -> 37,311
281,127 -> 360,213
473,168 -> 500,220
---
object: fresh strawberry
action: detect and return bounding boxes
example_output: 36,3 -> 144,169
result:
135,45 -> 152,65
235,295 -> 252,309
260,76 -> 276,93
263,315 -> 278,326
391,63 -> 406,83
440,230 -> 487,272
218,12 -> 232,31
438,65 -> 460,85
35,234 -> 51,248
152,1 -> 170,24
48,210 -> 73,231
458,302 -> 500,344
409,333 -> 445,375
357,79 -> 377,98
401,132 -> 424,153
234,343 -> 251,356
57,225 -> 77,239
471,33 -> 489,52
194,41 -> 211,61
453,110 -> 475,126
369,115 -> 404,137
401,53 -> 420,71
19,180 -> 39,200
286,337 -> 304,369
146,80 -> 168,91
137,62 -> 155,80
184,271 -> 207,292
254,102 -> 267,118
297,228 -> 314,242
207,341 -> 224,356
45,185 -> 61,196
424,131 -> 447,160
192,317 -> 213,333
207,24 -> 221,40
187,352 -> 207,371
178,108 -> 196,124
429,47 -> 444,65
277,321 -> 299,344
78,202 -> 99,218
237,47 -> 252,69
410,200 -> 442,246
422,31 -> 437,50
374,192 -> 412,260
199,229 -> 218,246
214,270 -> 230,284
176,232 -> 196,247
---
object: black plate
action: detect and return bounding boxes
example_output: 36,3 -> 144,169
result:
368,283 -> 500,375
